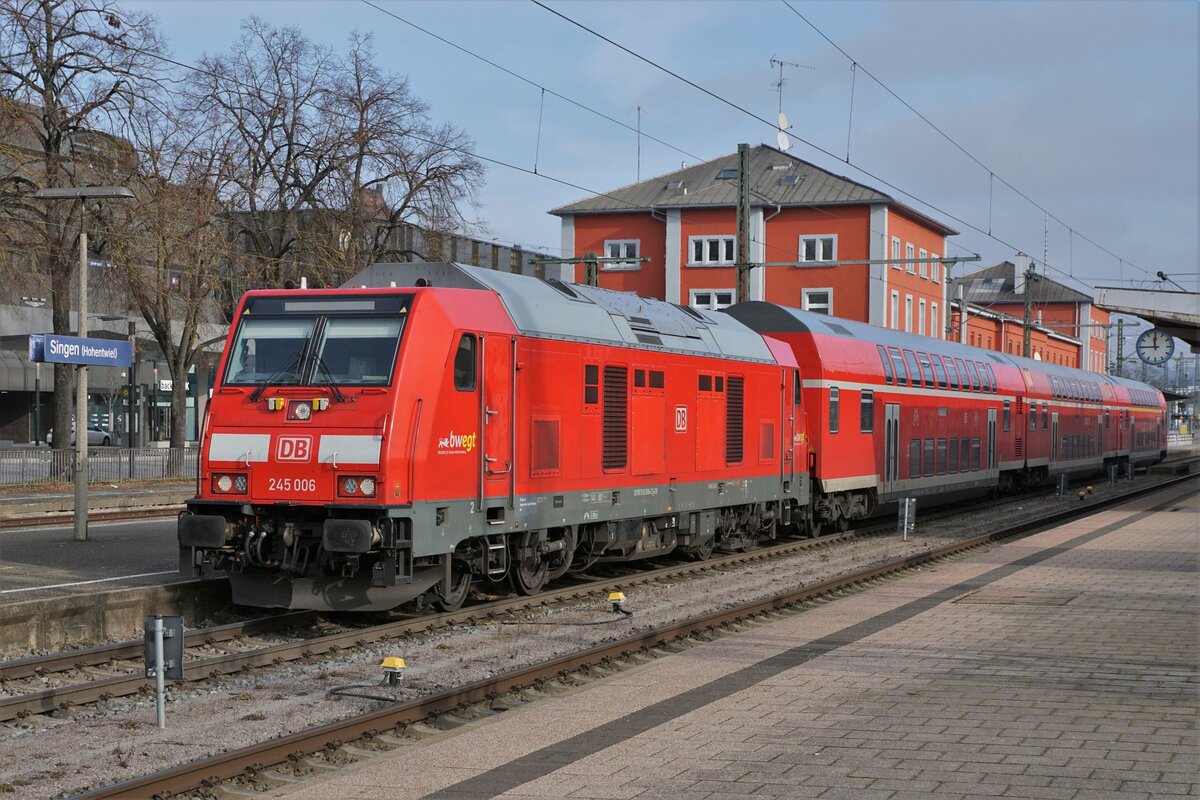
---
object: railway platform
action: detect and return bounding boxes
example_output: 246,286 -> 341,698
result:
279,479 -> 1198,800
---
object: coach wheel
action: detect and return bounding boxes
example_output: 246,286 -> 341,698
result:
806,517 -> 823,539
834,511 -> 850,533
684,537 -> 714,561
510,531 -> 548,595
431,559 -> 473,612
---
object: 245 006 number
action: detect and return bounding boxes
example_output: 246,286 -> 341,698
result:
268,477 -> 317,493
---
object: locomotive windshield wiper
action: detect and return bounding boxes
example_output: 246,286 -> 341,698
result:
249,350 -> 303,402
313,354 -> 347,403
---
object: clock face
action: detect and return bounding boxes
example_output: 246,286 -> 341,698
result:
1135,327 -> 1174,366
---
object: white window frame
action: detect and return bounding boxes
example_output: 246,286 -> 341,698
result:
890,290 -> 900,330
931,253 -> 941,283
799,234 -> 837,263
687,235 -> 736,266
689,288 -> 735,311
602,239 -> 641,271
905,242 -> 916,274
801,287 -> 833,315
918,299 -> 927,336
931,302 -> 940,339
918,248 -> 928,278
890,237 -> 902,269
905,294 -> 913,333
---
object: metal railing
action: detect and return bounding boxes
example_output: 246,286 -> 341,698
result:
0,447 -> 198,487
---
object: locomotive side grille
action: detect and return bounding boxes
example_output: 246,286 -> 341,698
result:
1014,437 -> 1023,459
532,418 -> 560,474
726,376 -> 744,463
603,366 -> 628,470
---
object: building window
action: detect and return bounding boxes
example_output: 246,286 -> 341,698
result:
918,299 -> 926,336
905,242 -> 915,273
603,239 -> 640,271
688,235 -> 735,266
919,248 -> 928,278
799,235 -> 837,263
690,289 -> 734,311
891,237 -> 901,268
931,302 -> 939,339
905,295 -> 913,333
802,288 -> 833,315
890,291 -> 900,330
931,254 -> 940,283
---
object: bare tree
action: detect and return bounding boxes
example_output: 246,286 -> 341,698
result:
106,98 -> 232,447
189,21 -> 483,290
0,0 -> 162,448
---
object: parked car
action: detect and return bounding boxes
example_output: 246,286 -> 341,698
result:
47,422 -> 111,446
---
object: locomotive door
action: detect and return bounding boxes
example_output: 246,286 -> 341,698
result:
987,408 -> 997,470
883,404 -> 900,496
1051,412 -> 1059,462
480,334 -> 515,513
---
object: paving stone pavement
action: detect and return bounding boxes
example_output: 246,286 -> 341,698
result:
280,481 -> 1198,800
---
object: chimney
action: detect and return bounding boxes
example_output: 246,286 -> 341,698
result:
1014,253 -> 1030,294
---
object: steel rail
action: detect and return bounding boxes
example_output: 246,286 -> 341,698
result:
71,471 -> 1196,800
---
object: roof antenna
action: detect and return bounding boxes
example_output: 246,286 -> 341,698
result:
770,56 -> 813,151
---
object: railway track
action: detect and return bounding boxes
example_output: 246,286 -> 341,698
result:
69,470 -> 1196,799
2,461 -> 1192,726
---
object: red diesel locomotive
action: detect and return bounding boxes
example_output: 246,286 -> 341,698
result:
180,263 -> 1166,611
180,263 -> 806,611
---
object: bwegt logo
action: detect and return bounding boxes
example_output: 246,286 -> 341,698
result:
276,435 -> 313,462
437,430 -> 477,454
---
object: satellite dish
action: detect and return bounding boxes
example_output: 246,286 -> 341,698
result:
778,112 -> 789,130
777,130 -> 792,151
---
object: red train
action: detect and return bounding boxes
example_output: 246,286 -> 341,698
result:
179,263 -> 1167,611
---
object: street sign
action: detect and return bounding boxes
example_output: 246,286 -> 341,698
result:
28,333 -> 132,368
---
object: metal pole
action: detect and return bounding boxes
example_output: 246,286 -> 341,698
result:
153,615 -> 166,728
33,362 -> 41,445
735,143 -> 752,303
74,205 -> 89,543
127,321 -> 136,478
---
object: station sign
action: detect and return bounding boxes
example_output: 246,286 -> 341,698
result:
29,333 -> 132,368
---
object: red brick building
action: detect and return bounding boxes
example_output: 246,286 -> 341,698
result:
949,259 -> 1111,371
551,145 -> 957,338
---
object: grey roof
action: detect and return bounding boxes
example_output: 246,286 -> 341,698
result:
550,144 -> 957,236
346,262 -> 776,363
952,261 -> 1093,306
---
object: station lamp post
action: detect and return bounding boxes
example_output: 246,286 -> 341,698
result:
32,185 -> 134,542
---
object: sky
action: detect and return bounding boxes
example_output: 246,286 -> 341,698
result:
124,0 -> 1199,298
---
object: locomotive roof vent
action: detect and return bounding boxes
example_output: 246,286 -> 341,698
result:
543,278 -> 586,301
823,321 -> 854,337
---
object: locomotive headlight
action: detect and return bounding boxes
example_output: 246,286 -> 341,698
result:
337,476 -> 376,497
343,477 -> 359,495
216,474 -> 232,493
212,473 -> 248,495
359,477 -> 376,497
234,474 -> 248,493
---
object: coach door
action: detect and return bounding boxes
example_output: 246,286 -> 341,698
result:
1051,412 -> 1059,462
987,408 -> 997,470
883,403 -> 900,496
480,334 -> 515,515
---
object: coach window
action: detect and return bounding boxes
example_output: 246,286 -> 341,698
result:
1042,402 -> 1048,430
877,345 -> 894,384
932,355 -> 948,389
937,438 -> 948,474
965,360 -> 981,392
909,439 -> 921,478
903,350 -> 922,387
453,334 -> 476,391
960,438 -> 971,471
1105,409 -> 1110,430
984,364 -> 997,393
860,389 -> 874,433
829,387 -> 840,433
948,437 -> 959,472
971,437 -> 982,471
888,347 -> 908,386
917,353 -> 935,386
954,358 -> 969,390
1003,400 -> 1011,432
946,357 -> 960,390
923,438 -> 935,476
1030,403 -> 1037,431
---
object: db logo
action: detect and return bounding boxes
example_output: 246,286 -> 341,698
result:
675,405 -> 688,432
276,435 -> 312,462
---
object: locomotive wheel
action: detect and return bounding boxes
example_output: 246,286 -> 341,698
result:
834,512 -> 850,533
545,528 -> 575,582
510,531 -> 548,595
806,517 -> 823,538
431,559 -> 472,613
684,538 -> 714,561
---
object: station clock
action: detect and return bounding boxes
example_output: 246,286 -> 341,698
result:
1134,327 -> 1174,366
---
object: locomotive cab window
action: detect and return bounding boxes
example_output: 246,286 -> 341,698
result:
453,334 -> 476,391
